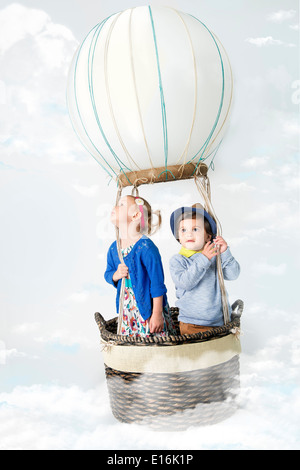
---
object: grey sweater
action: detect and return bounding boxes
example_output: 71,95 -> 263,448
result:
169,248 -> 240,326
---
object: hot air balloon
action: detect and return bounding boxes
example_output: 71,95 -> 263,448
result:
67,5 -> 243,428
67,5 -> 233,186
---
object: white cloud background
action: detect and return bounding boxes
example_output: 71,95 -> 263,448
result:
0,0 -> 299,450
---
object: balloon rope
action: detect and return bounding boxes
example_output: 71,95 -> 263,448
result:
148,6 -> 169,180
207,138 -> 223,171
129,9 -> 155,170
115,184 -> 126,335
194,175 -> 230,324
201,33 -> 234,159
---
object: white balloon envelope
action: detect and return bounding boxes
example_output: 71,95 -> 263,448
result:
67,5 -> 233,185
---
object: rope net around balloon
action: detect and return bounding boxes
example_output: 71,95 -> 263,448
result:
67,5 -> 241,427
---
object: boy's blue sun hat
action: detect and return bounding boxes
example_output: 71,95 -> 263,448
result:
170,204 -> 217,241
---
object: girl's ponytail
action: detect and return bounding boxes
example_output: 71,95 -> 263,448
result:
132,196 -> 162,236
148,209 -> 162,235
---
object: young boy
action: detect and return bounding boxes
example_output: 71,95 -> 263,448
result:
169,204 -> 240,335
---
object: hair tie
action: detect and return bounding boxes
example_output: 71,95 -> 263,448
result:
135,197 -> 145,229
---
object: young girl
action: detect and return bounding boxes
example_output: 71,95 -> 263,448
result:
104,194 -> 175,337
169,203 -> 240,335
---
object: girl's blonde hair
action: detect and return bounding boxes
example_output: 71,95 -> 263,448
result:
128,195 -> 162,236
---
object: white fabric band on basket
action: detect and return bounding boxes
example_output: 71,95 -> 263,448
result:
102,334 -> 241,374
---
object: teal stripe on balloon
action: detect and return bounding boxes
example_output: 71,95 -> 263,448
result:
148,5 -> 169,180
72,14 -> 132,184
72,19 -> 117,178
88,15 -> 132,178
187,15 -> 225,174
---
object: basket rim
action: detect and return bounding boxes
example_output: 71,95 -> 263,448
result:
95,301 -> 243,347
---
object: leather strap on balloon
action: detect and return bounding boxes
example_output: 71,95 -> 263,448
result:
118,162 -> 208,188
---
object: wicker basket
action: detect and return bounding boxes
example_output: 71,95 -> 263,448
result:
95,300 -> 243,429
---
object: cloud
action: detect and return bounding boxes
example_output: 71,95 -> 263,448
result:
2,298 -> 299,449
13,323 -> 41,335
245,36 -> 296,47
72,184 -> 100,197
0,3 -> 76,58
252,261 -> 287,276
1,317 -> 299,450
0,3 -> 80,166
246,201 -> 288,222
0,347 -> 27,364
34,327 -> 92,350
0,3 -> 49,53
218,182 -> 256,192
67,290 -> 90,303
229,228 -> 270,248
267,10 -> 297,23
242,156 -> 270,169
283,120 -> 300,136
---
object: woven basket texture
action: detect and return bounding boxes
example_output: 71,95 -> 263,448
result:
95,304 -> 243,428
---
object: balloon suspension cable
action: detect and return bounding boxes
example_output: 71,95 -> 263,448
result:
194,174 -> 230,325
115,183 -> 126,335
115,182 -> 141,335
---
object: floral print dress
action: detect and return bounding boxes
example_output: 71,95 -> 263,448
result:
121,245 -> 176,337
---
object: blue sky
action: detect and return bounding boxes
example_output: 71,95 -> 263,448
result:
0,0 -> 299,449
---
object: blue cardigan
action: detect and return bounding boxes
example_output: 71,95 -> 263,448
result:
104,236 -> 168,321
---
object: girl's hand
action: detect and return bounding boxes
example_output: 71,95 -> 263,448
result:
149,311 -> 164,333
112,263 -> 128,282
214,236 -> 228,254
201,241 -> 218,260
